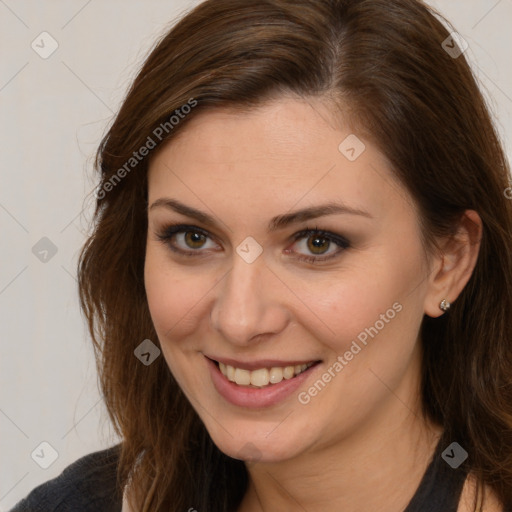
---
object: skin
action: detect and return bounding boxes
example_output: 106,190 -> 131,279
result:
143,96 -> 490,511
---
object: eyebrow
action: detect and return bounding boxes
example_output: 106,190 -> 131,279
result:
148,198 -> 373,232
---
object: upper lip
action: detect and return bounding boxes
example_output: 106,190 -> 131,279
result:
205,355 -> 320,371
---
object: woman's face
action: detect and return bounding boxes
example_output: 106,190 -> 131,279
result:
144,96 -> 436,463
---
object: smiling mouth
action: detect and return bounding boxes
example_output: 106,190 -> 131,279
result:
212,360 -> 319,388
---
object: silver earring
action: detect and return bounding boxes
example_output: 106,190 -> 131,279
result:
439,299 -> 451,312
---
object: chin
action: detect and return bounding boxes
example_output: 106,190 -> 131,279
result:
200,413 -> 317,465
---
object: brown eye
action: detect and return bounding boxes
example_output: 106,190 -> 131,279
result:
306,234 -> 331,255
183,231 -> 207,249
290,228 -> 350,264
156,224 -> 219,255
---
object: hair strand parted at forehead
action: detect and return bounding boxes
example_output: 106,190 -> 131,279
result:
77,0 -> 512,510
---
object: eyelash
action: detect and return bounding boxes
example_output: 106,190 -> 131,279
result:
155,223 -> 350,264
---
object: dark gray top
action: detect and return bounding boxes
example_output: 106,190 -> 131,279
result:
10,438 -> 509,511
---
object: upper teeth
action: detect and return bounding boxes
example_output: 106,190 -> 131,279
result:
218,362 -> 314,387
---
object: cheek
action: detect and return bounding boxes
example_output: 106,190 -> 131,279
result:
143,250 -> 213,391
293,270 -> 401,351
143,247 -> 216,340
296,244 -> 426,359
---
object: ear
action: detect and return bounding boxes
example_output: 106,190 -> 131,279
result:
423,210 -> 482,318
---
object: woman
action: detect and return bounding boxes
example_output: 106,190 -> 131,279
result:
11,0 -> 512,510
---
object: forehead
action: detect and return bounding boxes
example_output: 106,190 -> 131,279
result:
147,97 -> 407,222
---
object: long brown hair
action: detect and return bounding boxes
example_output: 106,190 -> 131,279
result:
77,0 -> 512,509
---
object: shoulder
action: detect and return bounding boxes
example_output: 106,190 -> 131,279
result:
457,473 -> 508,512
9,444 -> 123,512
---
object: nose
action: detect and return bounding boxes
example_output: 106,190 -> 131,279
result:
210,250 -> 289,346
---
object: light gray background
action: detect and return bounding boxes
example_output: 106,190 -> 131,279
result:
0,0 -> 510,509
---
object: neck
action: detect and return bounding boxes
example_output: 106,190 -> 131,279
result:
237,366 -> 443,512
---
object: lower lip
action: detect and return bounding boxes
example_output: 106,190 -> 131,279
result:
206,357 -> 319,409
